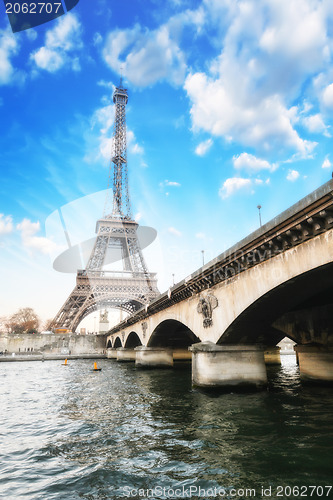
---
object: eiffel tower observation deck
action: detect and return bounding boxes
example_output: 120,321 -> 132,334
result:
50,81 -> 159,332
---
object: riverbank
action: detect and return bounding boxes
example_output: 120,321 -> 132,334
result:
0,332 -> 107,359
0,353 -> 107,362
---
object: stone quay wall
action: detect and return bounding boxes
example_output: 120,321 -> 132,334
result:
0,333 -> 107,358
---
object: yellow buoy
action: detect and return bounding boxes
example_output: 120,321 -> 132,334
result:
93,361 -> 101,371
62,358 -> 68,366
94,362 -> 97,370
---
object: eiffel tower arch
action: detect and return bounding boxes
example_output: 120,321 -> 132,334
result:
50,81 -> 159,332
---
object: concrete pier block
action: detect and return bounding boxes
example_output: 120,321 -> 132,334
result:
135,347 -> 173,368
264,346 -> 281,365
295,345 -> 333,383
189,342 -> 267,390
107,348 -> 117,359
173,348 -> 192,361
116,347 -> 136,362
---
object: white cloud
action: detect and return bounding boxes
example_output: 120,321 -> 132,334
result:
103,23 -> 187,87
219,177 -> 252,199
102,7 -> 205,88
160,180 -> 181,189
86,103 -> 114,161
130,143 -> 144,155
322,83 -> 333,109
195,232 -> 206,239
185,73 -> 316,157
45,13 -> 82,51
97,79 -> 114,89
299,101 -> 313,115
166,181 -> 181,187
302,113 -> 330,136
17,219 -> 57,254
0,214 -> 13,235
233,152 -> 277,172
26,29 -> 38,41
322,156 -> 332,169
92,104 -> 114,135
99,136 -> 112,160
195,138 -> 213,156
286,169 -> 300,181
184,0 -> 331,156
127,130 -> 144,155
0,28 -> 20,85
31,47 -> 64,72
168,227 -> 182,237
93,32 -> 103,46
30,14 -> 83,73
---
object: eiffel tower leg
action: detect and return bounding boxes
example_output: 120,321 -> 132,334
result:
50,283 -> 95,332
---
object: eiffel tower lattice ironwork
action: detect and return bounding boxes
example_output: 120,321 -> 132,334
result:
50,81 -> 159,332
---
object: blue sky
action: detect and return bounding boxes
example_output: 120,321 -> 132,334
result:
1,0 -> 333,328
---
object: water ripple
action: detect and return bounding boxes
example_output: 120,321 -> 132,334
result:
1,357 -> 333,499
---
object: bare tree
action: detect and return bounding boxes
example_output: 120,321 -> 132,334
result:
0,316 -> 10,334
7,308 -> 40,334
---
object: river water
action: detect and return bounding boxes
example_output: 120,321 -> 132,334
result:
1,356 -> 332,500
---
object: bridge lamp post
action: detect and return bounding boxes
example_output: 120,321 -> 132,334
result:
257,205 -> 262,227
172,273 -> 175,286
201,250 -> 205,266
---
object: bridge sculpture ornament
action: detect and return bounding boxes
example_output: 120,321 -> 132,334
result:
50,80 -> 159,332
197,294 -> 218,327
141,322 -> 148,338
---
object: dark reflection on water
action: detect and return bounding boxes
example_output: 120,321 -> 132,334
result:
1,357 -> 333,499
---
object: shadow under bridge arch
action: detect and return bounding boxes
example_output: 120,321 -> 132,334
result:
217,262 -> 333,346
148,319 -> 200,348
113,336 -> 122,348
125,331 -> 142,348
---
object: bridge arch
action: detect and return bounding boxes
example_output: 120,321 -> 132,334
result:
124,331 -> 142,348
148,319 -> 200,348
106,339 -> 112,348
217,261 -> 333,346
113,336 -> 122,348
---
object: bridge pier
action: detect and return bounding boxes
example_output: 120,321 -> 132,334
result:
116,348 -> 136,362
135,347 -> 173,368
264,346 -> 281,365
107,348 -> 117,359
295,345 -> 333,383
190,343 -> 267,391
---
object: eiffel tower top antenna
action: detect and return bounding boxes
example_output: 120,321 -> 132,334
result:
104,75 -> 132,220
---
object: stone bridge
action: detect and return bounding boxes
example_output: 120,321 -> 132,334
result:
106,180 -> 333,389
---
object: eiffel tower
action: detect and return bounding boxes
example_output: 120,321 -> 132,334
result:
50,81 -> 159,332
